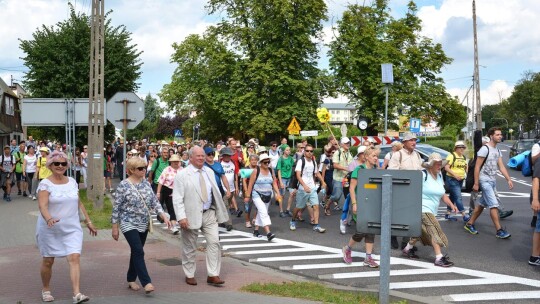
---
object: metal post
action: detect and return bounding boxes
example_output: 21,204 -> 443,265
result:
122,99 -> 128,181
384,85 -> 389,136
379,174 -> 392,304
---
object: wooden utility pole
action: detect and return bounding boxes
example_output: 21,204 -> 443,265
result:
87,0 -> 105,208
472,0 -> 482,131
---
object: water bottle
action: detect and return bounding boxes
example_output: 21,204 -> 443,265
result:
321,188 -> 326,195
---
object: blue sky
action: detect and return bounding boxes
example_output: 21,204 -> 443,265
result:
1,0 -> 538,108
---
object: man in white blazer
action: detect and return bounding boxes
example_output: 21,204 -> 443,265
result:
173,146 -> 230,286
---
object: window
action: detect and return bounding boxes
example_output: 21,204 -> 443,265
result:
5,96 -> 15,116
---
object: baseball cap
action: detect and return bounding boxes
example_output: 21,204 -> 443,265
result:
402,132 -> 417,141
203,146 -> 215,155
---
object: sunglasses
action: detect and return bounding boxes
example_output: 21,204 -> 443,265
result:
136,166 -> 146,171
305,150 -> 314,153
261,161 -> 270,165
127,153 -> 133,156
272,144 -> 277,147
456,146 -> 466,149
52,162 -> 68,167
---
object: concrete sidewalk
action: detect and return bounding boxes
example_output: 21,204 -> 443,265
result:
0,181 -> 320,304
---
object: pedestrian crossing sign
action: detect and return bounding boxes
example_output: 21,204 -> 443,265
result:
287,117 -> 301,135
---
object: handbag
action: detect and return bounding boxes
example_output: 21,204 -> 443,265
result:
128,180 -> 154,233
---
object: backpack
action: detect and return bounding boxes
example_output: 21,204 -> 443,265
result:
464,145 -> 495,193
522,152 -> 533,177
1,154 -> 14,167
422,169 -> 443,181
288,157 -> 316,189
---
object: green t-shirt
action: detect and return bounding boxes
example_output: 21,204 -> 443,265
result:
14,151 -> 26,173
151,157 -> 169,183
350,163 -> 375,180
276,156 -> 295,179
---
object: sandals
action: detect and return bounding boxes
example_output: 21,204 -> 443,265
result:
42,290 -> 54,302
72,292 -> 89,303
144,283 -> 155,294
245,221 -> 252,228
128,281 -> 141,291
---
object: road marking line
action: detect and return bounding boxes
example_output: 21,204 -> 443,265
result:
319,268 -> 454,279
390,278 -> 515,289
230,248 -> 315,255
250,253 -> 363,263
222,243 -> 292,250
444,290 -> 540,302
280,259 -> 406,270
200,237 -> 262,243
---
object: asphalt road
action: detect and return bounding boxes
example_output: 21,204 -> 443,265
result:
150,141 -> 540,303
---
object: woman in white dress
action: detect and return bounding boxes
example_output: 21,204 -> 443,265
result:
22,145 -> 38,200
36,151 -> 97,303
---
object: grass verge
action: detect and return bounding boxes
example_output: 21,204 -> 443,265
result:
241,281 -> 405,304
80,189 -> 113,229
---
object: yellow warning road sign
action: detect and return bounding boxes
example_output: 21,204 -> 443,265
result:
287,117 -> 301,135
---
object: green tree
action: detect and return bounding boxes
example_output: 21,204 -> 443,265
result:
328,0 -> 454,134
161,0 -> 331,141
438,97 -> 467,135
20,3 -> 142,144
501,71 -> 540,134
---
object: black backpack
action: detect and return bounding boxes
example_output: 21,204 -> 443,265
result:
288,157 -> 316,189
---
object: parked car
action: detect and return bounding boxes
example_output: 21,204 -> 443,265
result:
509,139 -> 536,158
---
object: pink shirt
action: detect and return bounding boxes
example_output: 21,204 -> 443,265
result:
157,166 -> 181,189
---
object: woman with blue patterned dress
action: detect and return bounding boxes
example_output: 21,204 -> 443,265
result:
111,157 -> 171,294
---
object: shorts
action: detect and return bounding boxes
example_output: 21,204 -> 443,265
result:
104,170 -> 111,178
280,178 -> 295,195
534,212 -> 540,233
477,179 -> 499,209
295,187 -> 319,209
0,172 -> 14,187
352,233 -> 375,243
15,172 -> 26,182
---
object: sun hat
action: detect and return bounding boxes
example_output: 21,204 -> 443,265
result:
402,132 -> 417,142
130,149 -> 139,154
454,141 -> 466,149
356,145 -> 367,156
257,146 -> 268,154
169,154 -> 181,162
340,137 -> 350,144
422,152 -> 448,169
220,147 -> 234,156
258,154 -> 271,164
391,140 -> 402,147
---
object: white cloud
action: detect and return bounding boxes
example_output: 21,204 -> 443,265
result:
447,79 -> 514,108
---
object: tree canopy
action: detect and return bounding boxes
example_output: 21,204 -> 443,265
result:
160,0 -> 330,141
20,4 -> 143,144
501,71 -> 540,134
328,0 -> 456,134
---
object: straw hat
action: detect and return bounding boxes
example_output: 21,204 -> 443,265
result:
169,154 -> 181,162
422,152 -> 448,168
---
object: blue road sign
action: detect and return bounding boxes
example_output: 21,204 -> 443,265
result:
174,129 -> 183,137
410,118 -> 421,133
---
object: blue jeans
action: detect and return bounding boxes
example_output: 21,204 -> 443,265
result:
446,177 -> 465,212
330,180 -> 344,203
123,229 -> 151,286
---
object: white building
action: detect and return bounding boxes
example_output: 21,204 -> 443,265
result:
320,103 -> 356,125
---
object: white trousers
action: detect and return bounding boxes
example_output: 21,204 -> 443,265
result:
252,196 -> 271,227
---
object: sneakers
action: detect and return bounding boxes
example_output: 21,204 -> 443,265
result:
253,230 -> 261,238
402,248 -> 419,259
286,210 -> 293,217
463,214 -> 471,222
5,196 -> 11,202
267,233 -> 276,242
236,210 -> 243,217
279,212 -> 287,218
464,223 -> 478,235
23,192 -> 28,197
333,204 -> 342,211
339,220 -> 346,235
445,214 -> 458,221
363,256 -> 379,268
18,190 -> 21,195
342,246 -> 353,264
289,221 -> 296,231
529,256 -> 540,266
495,228 -> 511,239
32,195 -> 37,201
245,221 -> 252,228
72,292 -> 89,304
313,225 -> 326,233
171,226 -> 179,235
225,224 -> 233,231
499,210 -> 513,219
434,255 -> 454,267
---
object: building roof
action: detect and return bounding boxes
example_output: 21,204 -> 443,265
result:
0,77 -> 18,98
321,103 -> 355,110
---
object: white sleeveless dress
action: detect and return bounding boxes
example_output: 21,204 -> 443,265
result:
35,178 -> 82,257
